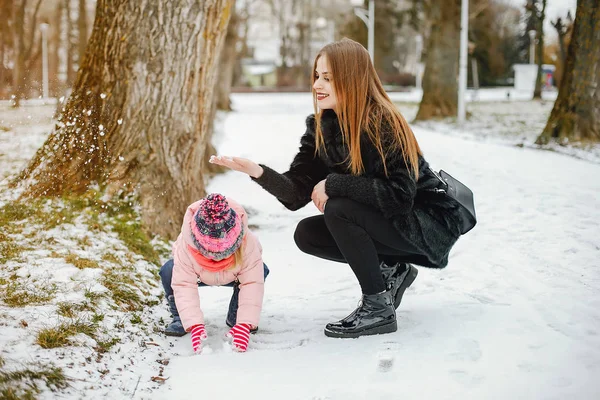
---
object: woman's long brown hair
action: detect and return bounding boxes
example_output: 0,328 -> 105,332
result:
312,38 -> 422,178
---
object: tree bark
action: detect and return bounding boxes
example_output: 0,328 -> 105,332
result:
536,0 -> 600,144
415,0 -> 460,120
533,0 -> 546,99
17,0 -> 234,239
78,0 -> 88,66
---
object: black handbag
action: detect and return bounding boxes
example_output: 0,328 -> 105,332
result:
433,169 -> 477,234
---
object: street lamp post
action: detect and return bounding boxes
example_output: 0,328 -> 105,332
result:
40,23 -> 49,101
351,0 -> 375,63
457,0 -> 468,124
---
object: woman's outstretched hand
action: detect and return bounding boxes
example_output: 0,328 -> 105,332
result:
209,155 -> 264,179
312,179 -> 329,213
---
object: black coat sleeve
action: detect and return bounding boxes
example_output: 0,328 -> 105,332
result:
324,136 -> 417,217
251,115 -> 329,211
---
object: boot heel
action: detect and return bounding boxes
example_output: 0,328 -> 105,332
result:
366,320 -> 397,336
394,266 -> 418,309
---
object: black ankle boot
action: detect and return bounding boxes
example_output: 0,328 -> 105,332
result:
381,262 -> 418,309
324,291 -> 397,338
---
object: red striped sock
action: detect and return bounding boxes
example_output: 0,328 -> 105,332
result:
190,324 -> 207,354
227,323 -> 252,352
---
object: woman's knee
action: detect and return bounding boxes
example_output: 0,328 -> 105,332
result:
293,219 -> 312,254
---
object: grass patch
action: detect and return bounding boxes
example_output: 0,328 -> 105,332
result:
64,253 -> 100,269
95,337 -> 120,354
36,321 -> 97,349
91,313 -> 104,323
109,217 -> 159,265
1,281 -> 57,307
130,313 -> 142,324
101,269 -> 143,312
83,288 -> 105,303
101,252 -> 121,264
56,302 -> 94,318
0,356 -> 69,398
2,191 -> 163,267
0,236 -> 25,264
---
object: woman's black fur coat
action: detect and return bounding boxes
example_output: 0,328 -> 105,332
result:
252,109 -> 463,268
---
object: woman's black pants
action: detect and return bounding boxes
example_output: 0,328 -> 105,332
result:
294,197 -> 422,295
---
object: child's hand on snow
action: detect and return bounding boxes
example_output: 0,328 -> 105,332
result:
226,323 -> 252,352
190,324 -> 207,354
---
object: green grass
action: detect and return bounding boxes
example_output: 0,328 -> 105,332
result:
130,313 -> 142,324
95,337 -> 120,354
101,269 -> 143,312
36,321 -> 97,349
101,252 -> 121,264
0,235 -> 26,264
56,302 -> 95,318
1,281 -> 57,307
64,253 -> 100,269
0,356 -> 69,398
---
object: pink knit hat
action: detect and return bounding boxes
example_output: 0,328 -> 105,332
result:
190,193 -> 244,261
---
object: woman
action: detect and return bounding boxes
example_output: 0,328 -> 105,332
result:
210,38 -> 464,339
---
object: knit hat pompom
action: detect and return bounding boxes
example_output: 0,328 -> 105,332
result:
190,193 -> 244,261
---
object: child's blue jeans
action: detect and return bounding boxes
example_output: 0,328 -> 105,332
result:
159,259 -> 269,326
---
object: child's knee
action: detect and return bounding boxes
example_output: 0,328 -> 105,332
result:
159,259 -> 174,281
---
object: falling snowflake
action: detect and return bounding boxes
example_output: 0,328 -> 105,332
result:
100,93 -> 107,99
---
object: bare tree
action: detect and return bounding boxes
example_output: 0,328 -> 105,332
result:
532,0 -> 546,99
49,1 -> 63,97
11,0 -> 44,107
536,0 -> 599,144
551,12 -> 573,67
0,0 -> 13,95
16,0 -> 234,239
215,8 -> 240,111
415,0 -> 460,120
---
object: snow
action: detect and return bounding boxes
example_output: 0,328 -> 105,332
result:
1,91 -> 600,399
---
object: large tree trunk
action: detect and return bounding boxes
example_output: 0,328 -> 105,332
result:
415,0 -> 460,120
533,0 -> 546,99
16,0 -> 234,239
536,0 -> 600,144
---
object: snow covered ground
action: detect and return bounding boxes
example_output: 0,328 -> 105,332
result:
1,92 -> 599,399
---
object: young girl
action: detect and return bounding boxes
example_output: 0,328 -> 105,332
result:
210,38 -> 464,339
169,193 -> 265,353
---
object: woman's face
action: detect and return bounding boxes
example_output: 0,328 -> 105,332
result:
313,55 -> 337,111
